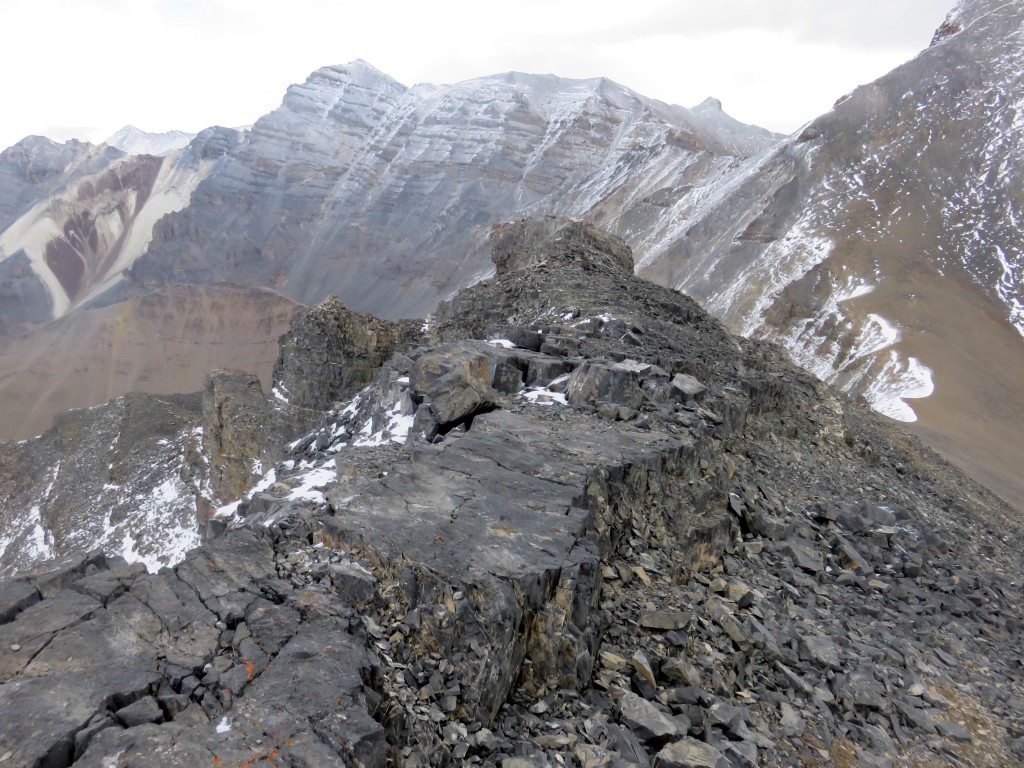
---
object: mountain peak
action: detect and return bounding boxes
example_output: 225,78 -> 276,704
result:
310,59 -> 406,90
694,96 -> 724,112
104,125 -> 195,156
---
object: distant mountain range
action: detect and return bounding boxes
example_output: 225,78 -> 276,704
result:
0,0 -> 1020,511
104,125 -> 196,156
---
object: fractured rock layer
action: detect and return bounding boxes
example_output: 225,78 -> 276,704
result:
0,219 -> 1021,766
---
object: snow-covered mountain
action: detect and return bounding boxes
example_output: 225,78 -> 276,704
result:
104,125 -> 197,156
128,61 -> 780,317
0,61 -> 777,443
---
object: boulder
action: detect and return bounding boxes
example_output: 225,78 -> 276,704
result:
411,343 -> 501,427
654,738 -> 726,768
566,361 -> 645,409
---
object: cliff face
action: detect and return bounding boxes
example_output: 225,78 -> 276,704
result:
1,219 -> 1020,767
271,297 -> 424,442
127,62 -> 778,319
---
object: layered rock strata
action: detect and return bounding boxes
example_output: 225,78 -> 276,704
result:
0,219 -> 1021,767
271,297 -> 423,441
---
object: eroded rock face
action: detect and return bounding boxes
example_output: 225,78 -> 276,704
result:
202,370 -> 268,503
127,63 -> 776,322
271,297 -> 422,440
1,217 -> 1022,767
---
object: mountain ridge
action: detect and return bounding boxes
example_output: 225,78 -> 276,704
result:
0,5 -> 1022,512
0,217 -> 1020,766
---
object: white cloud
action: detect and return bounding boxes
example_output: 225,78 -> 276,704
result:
0,0 -> 952,151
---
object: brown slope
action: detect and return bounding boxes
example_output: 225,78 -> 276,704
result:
0,283 -> 298,441
634,0 -> 1024,513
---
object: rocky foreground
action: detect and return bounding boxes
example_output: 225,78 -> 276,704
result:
1,218 -> 1022,767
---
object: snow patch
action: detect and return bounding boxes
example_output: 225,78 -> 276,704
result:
353,393 -> 415,447
521,386 -> 568,405
864,354 -> 935,423
25,506 -> 55,561
285,462 -> 337,503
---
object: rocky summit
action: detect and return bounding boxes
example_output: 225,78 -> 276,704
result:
1,218 -> 1021,767
3,5 -> 1024,512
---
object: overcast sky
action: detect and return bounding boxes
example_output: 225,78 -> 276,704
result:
1,0 -> 954,152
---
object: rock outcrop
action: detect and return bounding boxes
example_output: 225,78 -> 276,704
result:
201,370 -> 269,504
491,217 -> 635,276
271,297 -> 423,441
3,219 -> 1020,767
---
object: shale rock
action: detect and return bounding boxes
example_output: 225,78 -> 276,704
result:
3,216 -> 1023,768
491,216 -> 634,276
202,369 -> 268,502
272,297 -> 422,439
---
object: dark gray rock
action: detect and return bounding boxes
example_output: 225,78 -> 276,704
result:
935,720 -> 972,742
116,696 -> 164,727
0,579 -> 38,624
491,217 -> 634,276
412,343 -> 501,427
202,369 -> 268,502
781,537 -> 825,574
272,297 -> 422,439
566,360 -> 645,410
670,373 -> 707,402
799,632 -> 842,671
661,658 -> 702,687
640,610 -> 693,631
654,737 -> 726,768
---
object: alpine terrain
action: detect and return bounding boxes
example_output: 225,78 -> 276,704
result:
0,61 -> 778,441
638,0 -> 1024,511
0,1 -> 1021,764
0,219 -> 1021,767
1,2 -> 1022,509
